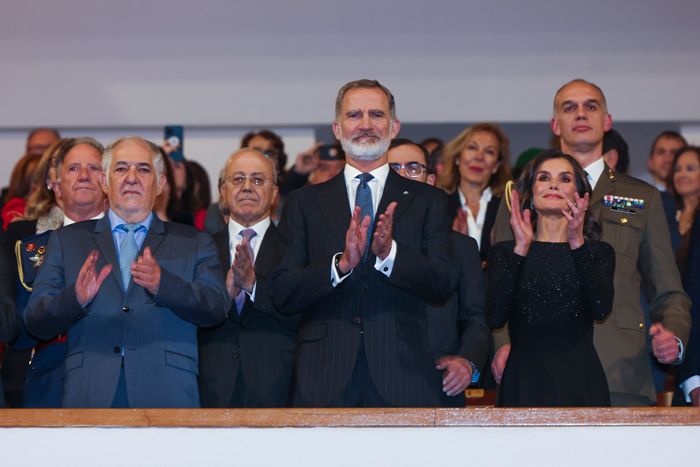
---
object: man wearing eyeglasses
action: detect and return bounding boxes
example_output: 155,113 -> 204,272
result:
198,148 -> 298,407
387,138 -> 488,407
271,79 -> 453,407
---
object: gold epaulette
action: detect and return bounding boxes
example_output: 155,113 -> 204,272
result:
15,239 -> 32,292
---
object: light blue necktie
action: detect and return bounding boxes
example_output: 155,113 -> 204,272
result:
235,228 -> 257,314
118,223 -> 141,291
355,173 -> 374,259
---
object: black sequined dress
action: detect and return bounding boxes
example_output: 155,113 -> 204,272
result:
488,240 -> 615,407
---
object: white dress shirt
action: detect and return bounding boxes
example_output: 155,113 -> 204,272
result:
227,217 -> 271,301
331,163 -> 397,286
458,186 -> 492,250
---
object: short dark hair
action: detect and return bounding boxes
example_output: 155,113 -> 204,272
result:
517,149 -> 601,241
388,138 -> 434,173
650,130 -> 687,158
335,79 -> 396,121
241,129 -> 287,173
602,129 -> 630,173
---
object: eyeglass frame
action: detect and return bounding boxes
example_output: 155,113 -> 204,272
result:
225,174 -> 275,187
388,161 -> 429,178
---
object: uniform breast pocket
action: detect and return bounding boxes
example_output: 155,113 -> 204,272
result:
599,209 -> 643,260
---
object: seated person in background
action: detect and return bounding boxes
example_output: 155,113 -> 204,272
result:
640,130 -> 687,191
436,123 -> 512,264
488,150 -> 615,407
2,153 -> 40,230
186,160 -> 212,231
24,136 -> 229,408
199,149 -> 298,407
388,138 -> 488,407
242,129 -> 288,185
25,128 -> 61,156
281,142 -> 346,195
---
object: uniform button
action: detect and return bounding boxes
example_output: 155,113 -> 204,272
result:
122,306 -> 129,313
639,323 -> 645,329
233,351 -> 239,359
361,285 -> 369,292
353,316 -> 362,324
113,346 -> 121,353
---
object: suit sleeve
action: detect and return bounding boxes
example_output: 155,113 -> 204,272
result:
270,190 -> 337,314
453,235 -> 489,371
486,241 -> 524,330
154,231 -> 230,327
0,232 -> 19,343
381,189 -> 454,303
23,231 -> 88,340
638,189 -> 691,345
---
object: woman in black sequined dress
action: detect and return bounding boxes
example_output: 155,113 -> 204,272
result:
488,150 -> 615,407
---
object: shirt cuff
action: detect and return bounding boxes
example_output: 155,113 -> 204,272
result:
374,240 -> 397,277
674,336 -> 685,363
247,281 -> 257,302
680,375 -> 700,402
470,360 -> 480,384
331,252 -> 352,287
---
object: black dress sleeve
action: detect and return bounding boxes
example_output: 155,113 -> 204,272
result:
486,241 -> 526,329
571,240 -> 615,321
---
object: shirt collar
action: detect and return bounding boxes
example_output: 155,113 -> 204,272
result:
228,216 -> 271,241
582,157 -> 606,190
343,163 -> 390,187
63,211 -> 104,227
108,209 -> 153,231
458,186 -> 493,207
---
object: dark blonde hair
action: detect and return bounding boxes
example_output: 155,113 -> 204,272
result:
436,122 -> 512,197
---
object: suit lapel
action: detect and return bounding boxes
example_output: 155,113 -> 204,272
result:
254,224 -> 277,276
377,169 -> 414,226
93,216 -> 123,291
317,172 -> 352,247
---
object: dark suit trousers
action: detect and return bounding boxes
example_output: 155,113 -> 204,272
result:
332,340 -> 387,408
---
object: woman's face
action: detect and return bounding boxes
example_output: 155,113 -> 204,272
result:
532,157 -> 578,215
673,150 -> 700,200
458,131 -> 501,189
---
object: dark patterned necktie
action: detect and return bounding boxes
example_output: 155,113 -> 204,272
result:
355,173 -> 374,259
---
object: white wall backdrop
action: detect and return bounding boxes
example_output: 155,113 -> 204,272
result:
2,0 -> 700,187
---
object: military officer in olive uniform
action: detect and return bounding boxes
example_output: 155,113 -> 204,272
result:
490,79 -> 690,406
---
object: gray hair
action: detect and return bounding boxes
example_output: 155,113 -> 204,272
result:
334,79 -> 397,121
54,137 -> 105,182
102,136 -> 165,186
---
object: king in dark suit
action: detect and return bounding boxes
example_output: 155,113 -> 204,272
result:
271,80 -> 453,407
24,136 -> 229,408
198,149 -> 298,407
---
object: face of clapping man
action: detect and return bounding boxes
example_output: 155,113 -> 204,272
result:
551,81 -> 612,159
387,142 -> 435,185
223,149 -> 278,227
54,143 -> 106,219
332,87 -> 400,169
101,139 -> 165,224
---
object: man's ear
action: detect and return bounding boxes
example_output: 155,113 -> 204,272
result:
156,172 -> 166,196
99,172 -> 108,194
550,117 -> 561,137
390,119 -> 401,139
332,121 -> 341,141
603,113 -> 613,132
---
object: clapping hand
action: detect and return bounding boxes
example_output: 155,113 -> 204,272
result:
75,251 -> 112,306
371,202 -> 397,260
337,206 -> 371,274
509,190 -> 533,256
563,192 -> 588,250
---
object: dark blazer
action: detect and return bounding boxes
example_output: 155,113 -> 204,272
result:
0,231 -> 20,408
426,232 -> 488,407
23,215 -> 229,408
271,169 -> 453,407
447,191 -> 500,262
198,223 -> 299,407
677,213 -> 700,396
492,165 -> 690,404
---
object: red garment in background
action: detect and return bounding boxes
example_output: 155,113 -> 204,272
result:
1,197 -> 26,230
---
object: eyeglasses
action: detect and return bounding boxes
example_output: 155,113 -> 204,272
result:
226,175 -> 273,187
389,162 -> 428,178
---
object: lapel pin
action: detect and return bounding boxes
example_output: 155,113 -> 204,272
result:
403,190 -> 409,195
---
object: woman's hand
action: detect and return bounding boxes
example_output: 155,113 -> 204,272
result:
510,190 -> 533,256
563,192 -> 588,250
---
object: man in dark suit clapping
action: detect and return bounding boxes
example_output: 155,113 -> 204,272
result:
271,79 -> 453,407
